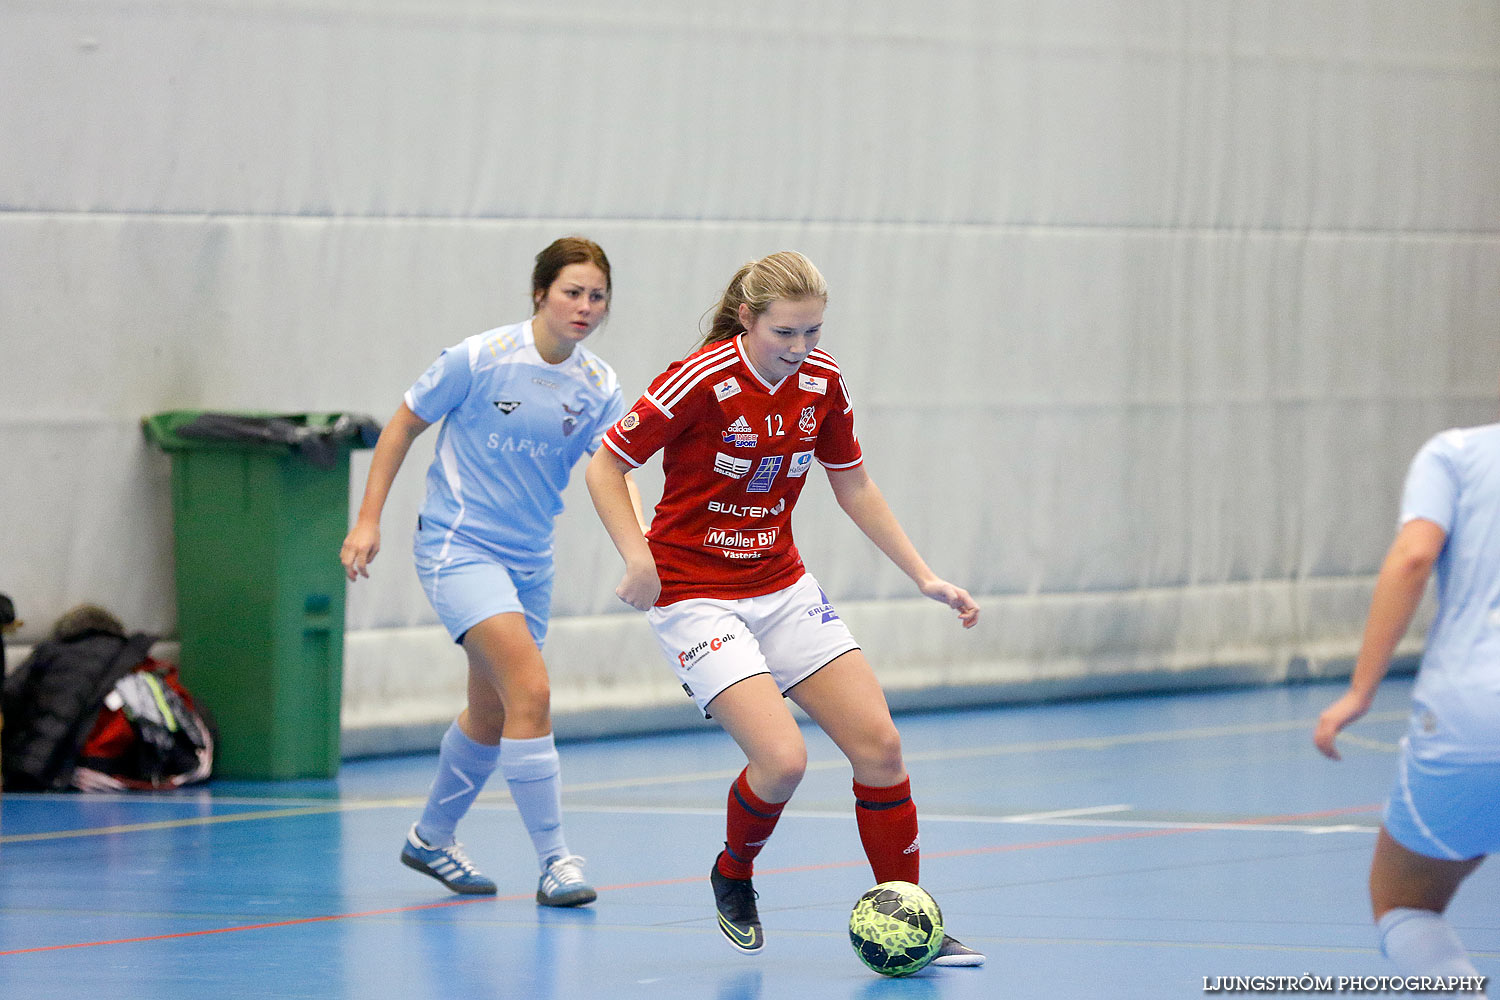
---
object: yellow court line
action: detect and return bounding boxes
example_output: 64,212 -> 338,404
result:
0,800 -> 410,844
3,711 -> 1403,845
1334,732 -> 1402,752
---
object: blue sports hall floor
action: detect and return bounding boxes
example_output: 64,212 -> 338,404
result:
2,676 -> 1495,999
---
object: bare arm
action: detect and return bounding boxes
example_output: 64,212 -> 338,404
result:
586,447 -> 660,610
623,470 -> 649,534
825,464 -> 979,628
340,402 -> 430,581
1314,517 -> 1445,759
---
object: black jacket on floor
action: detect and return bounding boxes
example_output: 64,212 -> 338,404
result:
2,627 -> 154,791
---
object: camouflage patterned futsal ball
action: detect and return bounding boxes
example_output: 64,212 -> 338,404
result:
847,880 -> 944,976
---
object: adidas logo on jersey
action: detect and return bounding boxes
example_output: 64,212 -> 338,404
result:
722,416 -> 758,448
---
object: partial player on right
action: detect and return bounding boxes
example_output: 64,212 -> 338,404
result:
1315,420 -> 1499,996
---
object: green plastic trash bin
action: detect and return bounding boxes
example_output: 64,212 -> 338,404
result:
143,410 -> 376,780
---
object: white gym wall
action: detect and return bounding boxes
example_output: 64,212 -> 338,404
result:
4,2 -> 1499,751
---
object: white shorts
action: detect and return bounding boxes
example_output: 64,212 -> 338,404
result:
1383,737 -> 1500,861
645,573 -> 860,717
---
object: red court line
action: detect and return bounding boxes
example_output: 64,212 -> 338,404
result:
0,803 -> 1380,957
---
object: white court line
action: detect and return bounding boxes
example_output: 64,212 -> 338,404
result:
997,804 -> 1133,823
555,803 -> 1377,836
3,798 -> 1376,844
20,710 -> 1407,810
899,710 -> 1408,764
929,815 -> 1378,835
5,711 -> 1402,843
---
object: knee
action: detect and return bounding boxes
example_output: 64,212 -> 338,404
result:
503,674 -> 552,729
850,725 -> 905,783
751,744 -> 808,801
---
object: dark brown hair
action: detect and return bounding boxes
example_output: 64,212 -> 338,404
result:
532,236 -> 612,311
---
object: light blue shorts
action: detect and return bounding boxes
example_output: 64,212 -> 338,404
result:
1383,737 -> 1500,861
413,521 -> 553,648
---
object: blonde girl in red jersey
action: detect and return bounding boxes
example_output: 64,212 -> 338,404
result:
585,251 -> 984,964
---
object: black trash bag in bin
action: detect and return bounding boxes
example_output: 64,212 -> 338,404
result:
175,412 -> 381,469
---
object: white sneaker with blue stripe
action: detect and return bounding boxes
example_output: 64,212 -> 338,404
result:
400,825 -> 497,895
536,854 -> 597,907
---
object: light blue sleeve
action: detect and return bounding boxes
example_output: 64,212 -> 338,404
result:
585,387 -> 627,455
1399,432 -> 1461,533
403,346 -> 472,424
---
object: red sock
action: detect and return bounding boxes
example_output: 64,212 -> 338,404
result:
854,777 -> 919,884
717,768 -> 785,879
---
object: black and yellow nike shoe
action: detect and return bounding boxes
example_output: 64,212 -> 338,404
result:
710,860 -> 764,954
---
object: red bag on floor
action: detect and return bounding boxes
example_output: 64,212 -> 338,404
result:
72,657 -> 215,791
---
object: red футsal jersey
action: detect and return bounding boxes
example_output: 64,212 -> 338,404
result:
603,335 -> 862,604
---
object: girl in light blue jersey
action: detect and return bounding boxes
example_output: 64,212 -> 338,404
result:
342,237 -> 635,906
1316,423 -> 1500,995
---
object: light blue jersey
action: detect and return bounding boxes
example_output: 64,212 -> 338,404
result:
405,319 -> 625,573
1400,422 -> 1500,763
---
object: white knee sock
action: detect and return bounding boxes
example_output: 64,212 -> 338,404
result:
1378,908 -> 1487,997
500,733 -> 569,870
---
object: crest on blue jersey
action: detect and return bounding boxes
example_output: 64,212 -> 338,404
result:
562,402 -> 585,436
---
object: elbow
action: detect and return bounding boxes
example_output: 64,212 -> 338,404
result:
1392,549 -> 1438,579
830,486 -> 861,518
1386,541 -> 1439,581
1384,519 -> 1445,580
